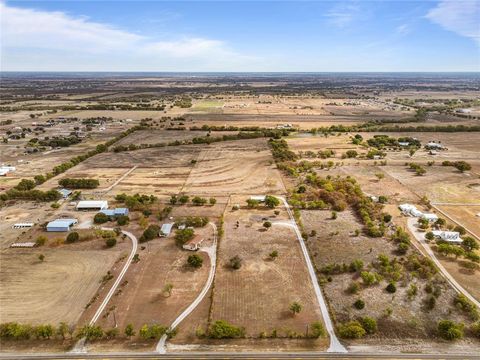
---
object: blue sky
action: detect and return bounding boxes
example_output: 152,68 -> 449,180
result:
1,0 -> 479,71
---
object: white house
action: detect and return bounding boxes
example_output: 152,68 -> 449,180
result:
182,235 -> 204,251
431,231 -> 462,244
410,208 -> 423,217
76,200 -> 108,211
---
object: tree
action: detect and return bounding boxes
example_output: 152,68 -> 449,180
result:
125,324 -> 135,338
38,254 -> 45,262
192,196 -> 207,206
174,228 -> 195,247
209,198 -> 217,205
66,231 -> 79,243
229,255 -> 242,270
289,302 -> 302,315
454,161 -> 471,173
269,250 -> 278,260
246,199 -> 260,208
354,299 -> 365,310
76,325 -> 104,340
163,283 -> 173,297
105,237 -> 117,248
15,179 -> 35,191
375,172 -> 384,181
454,225 -> 466,235
462,237 -> 479,252
263,221 -> 272,230
310,322 -> 326,338
178,195 -> 189,204
94,212 -> 109,224
187,254 -> 203,268
117,215 -> 129,226
425,231 -> 435,241
331,211 -> 337,220
438,320 -> 464,340
169,195 -> 178,205
264,195 -> 280,208
140,225 -> 160,243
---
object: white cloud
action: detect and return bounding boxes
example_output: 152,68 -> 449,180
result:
0,2 -> 259,70
426,0 -> 480,45
325,2 -> 361,28
396,24 -> 411,35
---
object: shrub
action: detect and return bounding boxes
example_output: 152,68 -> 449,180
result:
117,215 -> 129,226
76,325 -> 104,340
66,232 -> 79,243
471,322 -> 480,338
437,320 -> 464,340
208,320 -> 245,339
269,250 -> 279,260
359,316 -> 377,334
209,198 -> 217,205
192,196 -> 207,206
425,231 -> 435,241
310,322 -> 326,338
94,212 -> 109,224
229,255 -> 242,270
289,302 -> 302,315
187,254 -> 203,268
140,225 -> 160,243
178,195 -> 189,204
139,324 -> 167,339
35,236 -> 47,246
386,282 -> 397,293
360,271 -> 381,286
105,238 -> 117,248
347,282 -> 360,294
263,221 -> 272,230
338,321 -> 366,339
354,299 -> 365,310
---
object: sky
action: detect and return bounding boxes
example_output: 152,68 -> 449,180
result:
1,0 -> 479,72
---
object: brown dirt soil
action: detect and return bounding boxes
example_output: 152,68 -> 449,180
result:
209,196 -> 323,339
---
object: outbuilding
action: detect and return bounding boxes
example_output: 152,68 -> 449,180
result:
421,213 -> 438,222
99,208 -> 129,218
12,223 -> 34,229
431,230 -> 462,243
183,235 -> 204,251
250,195 -> 266,202
58,188 -> 72,199
76,200 -> 108,211
160,223 -> 174,237
46,218 -> 78,232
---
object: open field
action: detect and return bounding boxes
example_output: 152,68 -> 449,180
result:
182,139 -> 286,195
209,196 -> 323,339
0,245 -> 125,325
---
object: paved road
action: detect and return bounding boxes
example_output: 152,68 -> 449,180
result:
276,196 -> 347,353
156,222 -> 218,354
3,352 -> 479,360
71,229 -> 138,353
406,218 -> 480,308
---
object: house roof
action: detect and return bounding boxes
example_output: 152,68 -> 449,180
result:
47,218 -> 77,228
161,223 -> 174,234
183,235 -> 204,248
58,188 -> 72,196
76,200 -> 108,209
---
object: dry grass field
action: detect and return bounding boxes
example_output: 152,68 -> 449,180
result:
209,196 -> 323,338
182,139 -> 286,196
91,224 -> 214,337
0,245 -> 125,325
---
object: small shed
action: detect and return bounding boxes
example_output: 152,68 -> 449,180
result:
76,200 -> 108,211
250,195 -> 266,202
114,208 -> 129,216
160,223 -> 174,237
46,218 -> 78,232
183,235 -> 204,251
58,188 -> 72,199
10,242 -> 37,248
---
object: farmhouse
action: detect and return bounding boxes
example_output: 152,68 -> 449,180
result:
399,203 -> 417,214
76,200 -> 108,211
46,218 -> 78,232
431,230 -> 462,244
183,235 -> 204,251
160,223 -> 174,237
